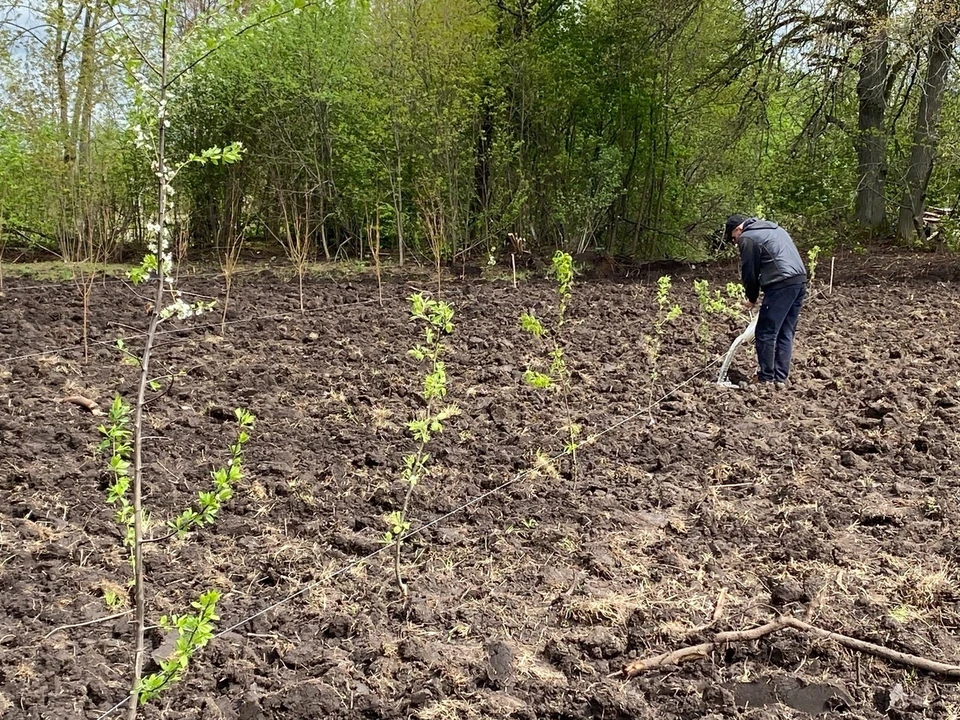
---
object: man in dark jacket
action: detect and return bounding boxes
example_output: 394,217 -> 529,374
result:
724,214 -> 807,386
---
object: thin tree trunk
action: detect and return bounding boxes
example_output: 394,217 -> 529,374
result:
393,122 -> 406,267
128,8 -> 170,716
72,3 -> 101,177
854,0 -> 889,231
897,21 -> 959,243
54,0 -> 73,165
318,194 -> 330,261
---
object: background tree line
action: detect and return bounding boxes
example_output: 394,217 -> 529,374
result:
1,0 -> 959,267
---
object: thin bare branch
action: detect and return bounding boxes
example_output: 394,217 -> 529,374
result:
624,616 -> 960,679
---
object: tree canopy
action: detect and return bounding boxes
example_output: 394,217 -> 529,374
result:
1,0 -> 959,263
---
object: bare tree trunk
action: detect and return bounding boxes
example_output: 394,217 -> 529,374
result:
854,0 -> 889,231
393,122 -> 405,267
318,193 -> 331,261
73,2 -> 103,178
54,0 -> 75,166
128,9 -> 171,715
897,20 -> 959,243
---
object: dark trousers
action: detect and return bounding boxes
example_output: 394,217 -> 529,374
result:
755,282 -> 805,382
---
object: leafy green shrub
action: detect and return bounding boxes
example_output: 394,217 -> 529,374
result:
693,279 -> 744,359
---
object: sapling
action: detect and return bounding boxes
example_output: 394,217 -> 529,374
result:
101,3 -> 268,715
420,198 -> 445,295
386,292 -> 459,598
277,187 -> 315,314
519,251 -> 580,472
807,245 -> 821,284
216,178 -> 250,332
644,276 -> 682,419
62,205 -> 107,361
366,207 -> 383,308
693,279 -> 744,360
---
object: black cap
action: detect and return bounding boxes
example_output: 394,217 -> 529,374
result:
724,214 -> 747,243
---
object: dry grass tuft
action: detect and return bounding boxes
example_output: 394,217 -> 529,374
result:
896,560 -> 957,609
561,587 -> 642,626
415,698 -> 478,720
516,646 -> 567,685
369,405 -> 396,430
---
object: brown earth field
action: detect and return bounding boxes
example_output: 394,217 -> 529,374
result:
1,251 -> 959,720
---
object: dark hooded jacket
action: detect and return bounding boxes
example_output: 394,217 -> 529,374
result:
737,218 -> 807,302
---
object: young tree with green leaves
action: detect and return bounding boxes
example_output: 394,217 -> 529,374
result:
387,293 -> 459,598
644,275 -> 681,419
520,251 -> 580,473
97,1 -> 304,715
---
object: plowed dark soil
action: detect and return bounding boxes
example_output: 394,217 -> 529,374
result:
1,252 -> 959,720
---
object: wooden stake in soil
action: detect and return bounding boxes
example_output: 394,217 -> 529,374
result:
511,253 -> 517,289
623,615 -> 960,679
829,256 -> 835,295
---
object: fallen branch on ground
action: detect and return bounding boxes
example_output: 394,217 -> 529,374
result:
624,615 -> 960,678
44,609 -> 133,640
689,586 -> 728,633
60,395 -> 101,414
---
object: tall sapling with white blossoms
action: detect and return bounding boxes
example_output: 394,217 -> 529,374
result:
96,2 -> 288,717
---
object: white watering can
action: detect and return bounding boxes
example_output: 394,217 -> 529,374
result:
716,313 -> 758,388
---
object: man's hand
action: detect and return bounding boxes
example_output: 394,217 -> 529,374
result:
744,300 -> 757,311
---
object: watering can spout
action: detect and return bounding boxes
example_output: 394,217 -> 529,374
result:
717,313 -> 759,388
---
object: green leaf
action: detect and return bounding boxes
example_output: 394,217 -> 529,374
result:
523,370 -> 553,389
520,312 -> 546,337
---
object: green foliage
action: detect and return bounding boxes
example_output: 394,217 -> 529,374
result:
725,282 -> 746,303
116,339 -> 140,367
521,252 -> 575,391
522,370 -> 553,389
519,251 -> 581,466
103,587 -> 125,610
520,313 -> 546,337
187,142 -> 245,167
388,293 -> 459,594
10,0 -> 960,272
98,396 -> 135,551
169,409 -> 255,537
383,510 -> 411,543
693,279 -> 744,356
408,293 -> 455,402
99,400 -> 255,553
644,276 -> 682,401
550,251 -> 574,311
137,590 -> 220,703
807,245 -> 821,283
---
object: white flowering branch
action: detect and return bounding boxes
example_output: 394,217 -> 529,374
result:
103,5 -> 247,720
